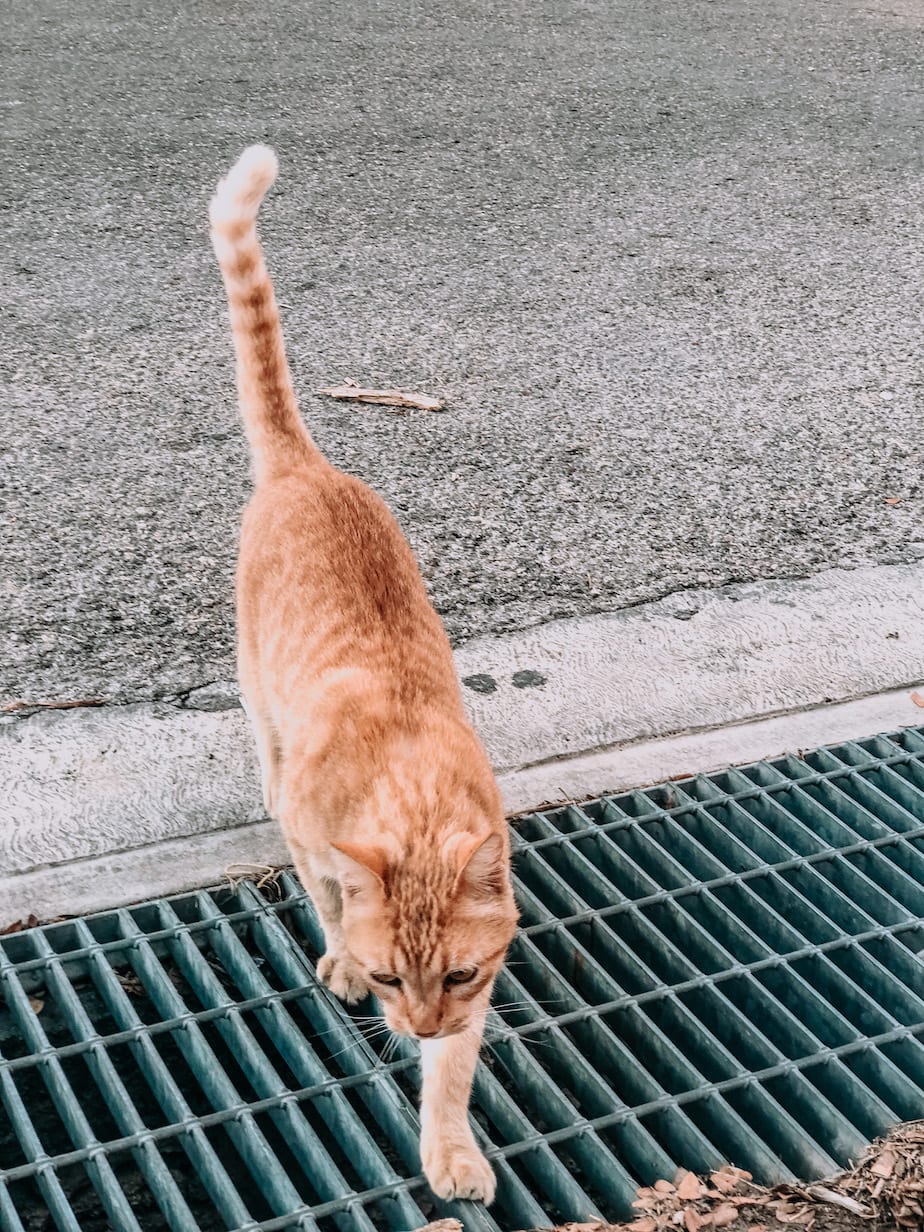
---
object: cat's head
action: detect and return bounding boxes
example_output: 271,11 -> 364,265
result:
331,831 -> 518,1039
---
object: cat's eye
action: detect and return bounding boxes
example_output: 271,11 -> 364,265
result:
445,968 -> 477,986
371,972 -> 401,987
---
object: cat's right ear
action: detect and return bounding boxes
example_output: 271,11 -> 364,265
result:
452,832 -> 509,900
330,841 -> 388,900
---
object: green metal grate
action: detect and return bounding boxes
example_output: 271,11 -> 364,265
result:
2,726 -> 924,1230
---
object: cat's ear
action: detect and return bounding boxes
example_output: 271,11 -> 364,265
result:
330,841 -> 388,899
452,832 -> 508,899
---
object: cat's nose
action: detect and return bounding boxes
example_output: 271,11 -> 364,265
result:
415,1028 -> 439,1039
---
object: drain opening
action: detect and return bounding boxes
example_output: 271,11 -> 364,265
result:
2,726 -> 924,1230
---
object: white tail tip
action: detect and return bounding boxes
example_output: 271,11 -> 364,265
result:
210,144 -> 279,228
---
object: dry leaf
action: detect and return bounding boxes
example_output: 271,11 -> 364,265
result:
676,1171 -> 704,1202
318,381 -> 443,412
654,1180 -> 676,1195
724,1167 -> 752,1185
413,1222 -> 463,1232
805,1185 -> 872,1216
911,691 -> 924,708
772,1201 -> 813,1224
684,1209 -> 705,1232
28,997 -> 44,1014
1,914 -> 40,935
747,1225 -> 769,1232
712,1203 -> 739,1227
709,1172 -> 738,1194
628,1220 -> 657,1232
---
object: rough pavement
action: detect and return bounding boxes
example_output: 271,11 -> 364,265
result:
3,0 -> 923,705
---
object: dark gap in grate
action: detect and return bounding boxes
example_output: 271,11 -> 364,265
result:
3,726 -> 924,1230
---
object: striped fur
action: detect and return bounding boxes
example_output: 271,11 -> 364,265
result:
210,146 -> 517,1205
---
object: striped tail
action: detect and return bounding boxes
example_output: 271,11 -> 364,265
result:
209,145 -> 318,482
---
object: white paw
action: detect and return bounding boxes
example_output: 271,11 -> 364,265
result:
316,953 -> 369,1003
422,1140 -> 496,1204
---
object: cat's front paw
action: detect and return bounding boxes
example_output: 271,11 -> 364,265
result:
316,952 -> 369,1003
422,1139 -> 496,1205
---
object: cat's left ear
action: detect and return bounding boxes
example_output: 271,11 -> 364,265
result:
451,832 -> 508,899
331,842 -> 388,899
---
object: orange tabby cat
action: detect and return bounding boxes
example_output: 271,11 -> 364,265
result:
209,145 -> 518,1204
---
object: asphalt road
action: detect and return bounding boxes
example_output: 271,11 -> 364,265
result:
2,0 -> 922,704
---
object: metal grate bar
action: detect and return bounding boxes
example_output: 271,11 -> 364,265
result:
116,909 -> 314,1225
3,726 -> 924,1229
517,816 -> 848,1176
0,950 -> 143,1231
489,961 -> 695,1205
3,914 -> 919,1084
192,887 -> 428,1232
512,815 -> 807,1176
514,826 -> 924,938
620,798 -> 917,1114
748,774 -> 924,921
0,1054 -> 83,1231
0,1180 -> 26,1232
482,1018 -> 924,1149
499,934 -> 732,1174
77,914 -> 262,1229
152,896 -> 368,1232
28,925 -> 201,1231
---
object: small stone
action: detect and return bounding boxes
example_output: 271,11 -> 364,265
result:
511,669 -> 547,688
462,673 -> 498,694
181,681 -> 241,711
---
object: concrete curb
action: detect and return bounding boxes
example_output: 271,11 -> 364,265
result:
3,562 -> 923,922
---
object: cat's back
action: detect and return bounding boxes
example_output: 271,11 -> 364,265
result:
238,459 -> 448,651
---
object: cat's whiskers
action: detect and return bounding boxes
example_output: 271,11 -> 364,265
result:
298,1014 -> 382,1046
465,999 -> 562,1053
484,1021 -> 555,1051
380,1032 -> 408,1065
324,1022 -> 395,1063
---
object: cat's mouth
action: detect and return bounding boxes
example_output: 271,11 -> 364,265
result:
413,1023 -> 468,1041
388,1020 -> 468,1041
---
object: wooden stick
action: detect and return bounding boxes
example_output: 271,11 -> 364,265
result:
319,381 -> 444,411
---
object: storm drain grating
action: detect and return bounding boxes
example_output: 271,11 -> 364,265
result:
2,726 -> 924,1231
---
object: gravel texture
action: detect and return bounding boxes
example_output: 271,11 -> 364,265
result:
2,0 -> 923,703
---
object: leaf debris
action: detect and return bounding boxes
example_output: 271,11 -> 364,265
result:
518,1120 -> 924,1232
319,379 -> 444,412
1,914 -> 40,936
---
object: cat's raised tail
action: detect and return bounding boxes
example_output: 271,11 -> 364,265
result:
210,145 -> 317,482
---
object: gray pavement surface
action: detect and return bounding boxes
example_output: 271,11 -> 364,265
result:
3,0 -> 924,705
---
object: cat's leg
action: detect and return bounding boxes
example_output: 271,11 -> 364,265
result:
311,874 -> 370,1004
239,692 -> 281,818
286,841 -> 369,1003
419,1004 -> 495,1204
